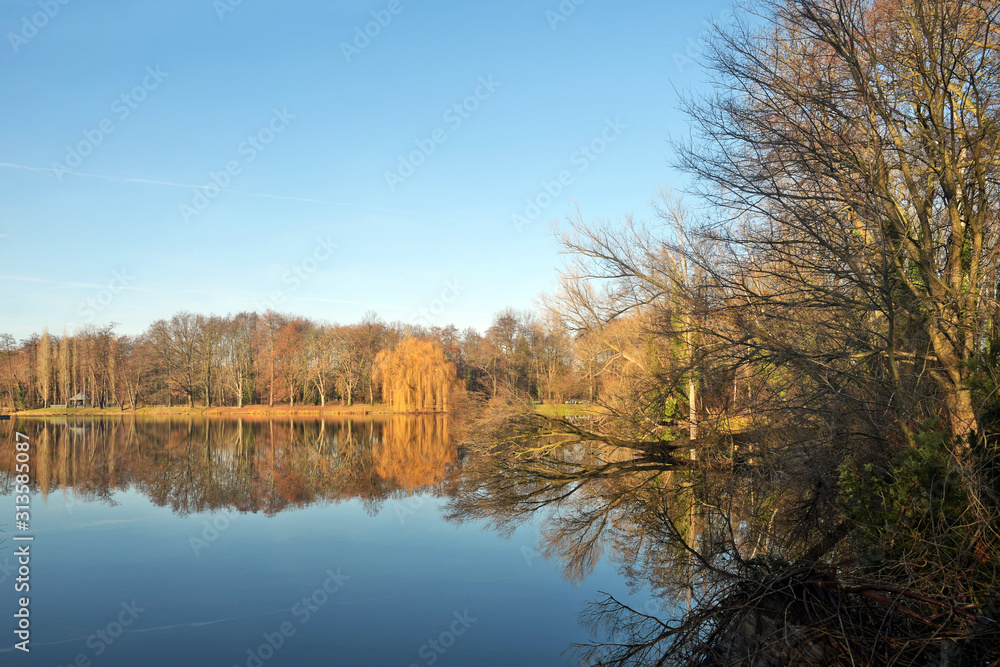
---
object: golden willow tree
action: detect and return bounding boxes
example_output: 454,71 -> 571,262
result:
375,337 -> 457,412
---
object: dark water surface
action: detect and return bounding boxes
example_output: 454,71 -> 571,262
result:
0,417 -> 641,666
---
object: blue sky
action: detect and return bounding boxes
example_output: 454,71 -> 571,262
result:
0,0 -> 734,340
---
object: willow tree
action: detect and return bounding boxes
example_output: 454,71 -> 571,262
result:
679,0 -> 1000,442
375,337 -> 457,412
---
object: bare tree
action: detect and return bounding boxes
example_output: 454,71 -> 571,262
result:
304,325 -> 336,407
148,313 -> 200,407
57,332 -> 71,405
677,0 -> 1000,443
196,315 -> 224,408
333,325 -> 367,406
221,312 -> 257,408
549,195 -> 715,441
116,335 -> 147,410
36,329 -> 51,407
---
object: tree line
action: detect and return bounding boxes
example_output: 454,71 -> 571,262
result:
0,308 -> 600,412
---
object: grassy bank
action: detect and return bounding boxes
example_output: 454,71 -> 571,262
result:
11,402 -> 597,419
533,403 -> 600,418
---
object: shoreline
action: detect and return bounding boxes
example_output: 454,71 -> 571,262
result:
6,403 -> 596,419
9,404 -> 444,419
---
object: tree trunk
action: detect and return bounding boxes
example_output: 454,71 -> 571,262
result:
269,354 -> 274,407
947,387 -> 978,446
686,322 -> 698,441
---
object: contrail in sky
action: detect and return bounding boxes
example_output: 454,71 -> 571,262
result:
0,161 -> 476,223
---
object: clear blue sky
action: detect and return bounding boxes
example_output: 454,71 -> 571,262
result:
0,0 -> 734,340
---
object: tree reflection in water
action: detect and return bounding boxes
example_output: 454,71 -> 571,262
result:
445,406 -> 1000,666
3,414 -> 997,664
0,416 -> 456,517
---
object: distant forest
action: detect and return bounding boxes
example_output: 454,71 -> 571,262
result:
0,308 -> 591,411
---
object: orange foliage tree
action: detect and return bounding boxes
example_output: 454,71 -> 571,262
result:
375,337 -> 457,412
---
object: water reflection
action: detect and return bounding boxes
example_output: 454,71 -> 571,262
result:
0,416 -> 457,516
446,410 -> 1000,665
445,417 -> 713,663
9,413 -> 991,664
0,416 -> 642,667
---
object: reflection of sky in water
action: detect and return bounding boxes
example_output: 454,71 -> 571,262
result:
0,420 -> 648,667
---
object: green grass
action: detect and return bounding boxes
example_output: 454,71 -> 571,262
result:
533,403 -> 599,418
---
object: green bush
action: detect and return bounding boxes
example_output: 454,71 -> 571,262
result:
838,422 -> 995,597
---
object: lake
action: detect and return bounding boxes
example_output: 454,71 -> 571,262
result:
0,416 -> 647,666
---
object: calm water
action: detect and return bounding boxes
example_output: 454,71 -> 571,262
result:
0,417 -> 643,666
